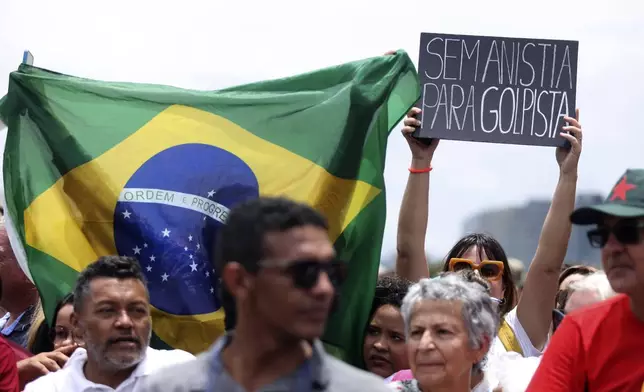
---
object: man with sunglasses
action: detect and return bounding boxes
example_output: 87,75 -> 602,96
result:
140,197 -> 390,392
527,169 -> 644,392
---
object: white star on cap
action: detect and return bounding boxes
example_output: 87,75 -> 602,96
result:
162,228 -> 171,237
122,210 -> 132,219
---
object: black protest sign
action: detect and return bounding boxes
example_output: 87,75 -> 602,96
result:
414,33 -> 578,147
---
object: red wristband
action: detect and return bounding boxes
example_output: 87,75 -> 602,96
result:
409,166 -> 432,173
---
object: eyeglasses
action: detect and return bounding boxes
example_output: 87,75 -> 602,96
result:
260,259 -> 347,290
587,221 -> 644,248
448,258 -> 505,281
50,326 -> 81,343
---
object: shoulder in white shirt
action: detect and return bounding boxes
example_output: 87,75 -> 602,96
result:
489,306 -> 544,358
24,346 -> 195,392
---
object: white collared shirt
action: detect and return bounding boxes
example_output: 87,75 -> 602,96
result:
24,346 -> 195,392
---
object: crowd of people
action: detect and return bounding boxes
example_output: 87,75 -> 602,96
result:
0,97 -> 643,391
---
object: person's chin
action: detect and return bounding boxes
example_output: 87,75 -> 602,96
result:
291,322 -> 326,341
416,371 -> 447,388
105,351 -> 144,369
367,363 -> 393,379
607,270 -> 637,293
116,358 -> 142,369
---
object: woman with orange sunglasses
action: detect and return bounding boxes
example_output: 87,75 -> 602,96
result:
393,107 -> 582,389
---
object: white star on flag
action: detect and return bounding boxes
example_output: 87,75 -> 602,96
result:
161,273 -> 169,282
146,265 -> 152,272
189,254 -> 193,259
197,244 -> 201,250
205,271 -> 210,277
184,246 -> 188,251
150,255 -> 156,262
122,210 -> 132,219
210,287 -> 214,294
189,261 -> 198,272
133,246 -> 141,255
188,235 -> 193,242
143,243 -> 148,248
162,228 -> 171,237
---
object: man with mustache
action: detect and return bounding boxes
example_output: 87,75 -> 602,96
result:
140,197 -> 390,391
24,256 -> 194,391
527,169 -> 644,391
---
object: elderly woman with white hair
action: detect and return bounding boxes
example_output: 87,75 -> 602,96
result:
561,271 -> 616,314
388,273 -> 500,392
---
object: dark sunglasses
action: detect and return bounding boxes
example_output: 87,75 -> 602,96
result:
552,309 -> 565,333
261,259 -> 347,290
587,221 -> 644,248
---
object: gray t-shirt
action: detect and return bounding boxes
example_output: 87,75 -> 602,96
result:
139,334 -> 390,392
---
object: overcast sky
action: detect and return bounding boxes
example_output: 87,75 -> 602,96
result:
1,0 -> 642,262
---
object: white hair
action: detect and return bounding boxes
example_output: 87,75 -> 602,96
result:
568,271 -> 615,300
401,274 -> 499,357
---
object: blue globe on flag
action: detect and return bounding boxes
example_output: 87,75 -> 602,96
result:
113,143 -> 259,315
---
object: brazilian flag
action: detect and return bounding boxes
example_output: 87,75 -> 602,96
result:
0,51 -> 419,366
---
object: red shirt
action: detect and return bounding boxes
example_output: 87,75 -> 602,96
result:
0,337 -> 19,392
527,294 -> 644,392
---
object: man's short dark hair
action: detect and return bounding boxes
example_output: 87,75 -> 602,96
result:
368,275 -> 412,322
73,256 -> 147,313
215,197 -> 328,274
214,197 -> 328,331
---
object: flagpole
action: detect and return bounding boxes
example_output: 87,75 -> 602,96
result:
22,51 -> 34,65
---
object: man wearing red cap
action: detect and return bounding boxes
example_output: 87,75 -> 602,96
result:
527,169 -> 644,391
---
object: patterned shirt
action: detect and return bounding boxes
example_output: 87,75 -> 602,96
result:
0,306 -> 34,348
387,378 -> 495,391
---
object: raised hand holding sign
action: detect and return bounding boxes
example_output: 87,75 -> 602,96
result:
556,108 -> 582,175
414,33 -> 579,148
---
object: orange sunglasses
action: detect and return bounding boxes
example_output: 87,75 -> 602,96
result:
448,258 -> 505,281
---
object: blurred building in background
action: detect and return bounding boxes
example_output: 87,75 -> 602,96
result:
462,193 -> 604,267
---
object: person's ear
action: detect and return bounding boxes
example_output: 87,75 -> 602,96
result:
471,335 -> 491,366
70,310 -> 84,338
222,262 -> 253,301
